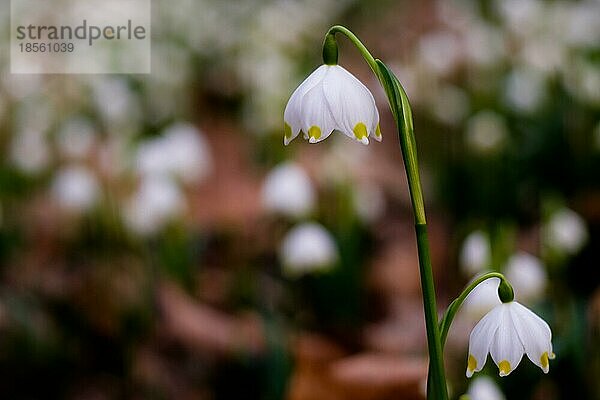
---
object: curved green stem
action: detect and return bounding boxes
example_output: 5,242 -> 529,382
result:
439,272 -> 512,347
326,25 -> 379,75
324,27 -> 445,399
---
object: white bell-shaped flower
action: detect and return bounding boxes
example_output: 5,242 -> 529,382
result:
467,301 -> 554,378
261,162 -> 315,218
284,65 -> 381,145
279,222 -> 338,277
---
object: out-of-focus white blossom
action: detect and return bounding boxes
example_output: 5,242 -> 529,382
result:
503,67 -> 546,113
10,129 -> 50,174
91,78 -> 137,124
463,278 -> 501,321
124,176 -> 186,236
465,111 -> 509,154
543,207 -> 588,255
2,74 -> 43,100
353,183 -> 386,223
495,0 -> 545,38
261,162 -> 315,218
51,165 -> 100,212
564,59 -> 600,107
135,123 -> 213,185
464,23 -> 507,68
466,376 -> 506,400
520,39 -> 565,75
504,252 -> 547,304
460,230 -> 492,276
561,1 -> 600,48
10,94 -> 53,157
418,31 -> 462,76
430,84 -> 470,125
279,222 -> 338,277
56,117 -> 97,160
90,78 -> 141,136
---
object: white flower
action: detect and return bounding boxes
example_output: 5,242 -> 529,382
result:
467,301 -> 554,378
279,222 -> 338,277
123,176 -> 185,235
10,129 -> 50,174
135,123 -> 213,184
466,376 -> 506,400
418,31 -> 462,76
465,111 -> 509,155
543,207 -> 588,255
51,165 -> 100,212
503,67 -> 546,114
504,252 -> 547,303
460,231 -> 492,276
284,65 -> 381,145
463,278 -> 501,321
261,162 -> 315,218
56,117 -> 97,160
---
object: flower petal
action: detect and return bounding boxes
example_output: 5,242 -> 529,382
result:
509,302 -> 554,373
490,303 -> 525,377
467,304 -> 503,377
300,78 -> 337,143
284,65 -> 328,145
322,66 -> 379,142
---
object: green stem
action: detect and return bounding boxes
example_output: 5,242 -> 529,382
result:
325,26 -> 446,399
326,26 -> 379,74
438,272 -> 512,347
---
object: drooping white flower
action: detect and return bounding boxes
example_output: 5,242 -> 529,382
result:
543,207 -> 588,255
463,277 -> 502,321
284,65 -> 381,145
460,230 -> 492,276
467,301 -> 554,378
261,162 -> 315,218
279,222 -> 338,277
504,252 -> 547,304
466,376 -> 506,400
51,165 -> 100,212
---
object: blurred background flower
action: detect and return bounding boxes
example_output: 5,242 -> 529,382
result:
0,0 -> 598,399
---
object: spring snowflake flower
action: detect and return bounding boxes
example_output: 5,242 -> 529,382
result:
467,301 -> 554,378
284,65 -> 381,145
279,222 -> 338,277
261,162 -> 315,218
